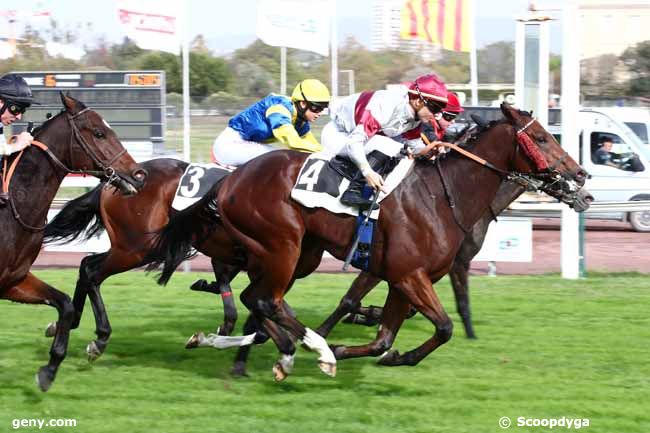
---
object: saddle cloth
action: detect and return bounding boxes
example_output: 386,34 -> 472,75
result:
172,163 -> 232,211
291,152 -> 414,218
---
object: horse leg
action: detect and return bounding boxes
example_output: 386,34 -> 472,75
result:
378,269 -> 453,367
81,249 -> 142,361
44,252 -> 106,337
315,271 -> 381,337
449,256 -> 477,339
190,260 -> 240,336
1,273 -> 75,392
331,287 -> 412,360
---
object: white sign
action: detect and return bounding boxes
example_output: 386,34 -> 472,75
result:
116,0 -> 181,54
473,217 -> 533,262
256,0 -> 331,56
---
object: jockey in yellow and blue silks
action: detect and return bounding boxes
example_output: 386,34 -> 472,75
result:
211,79 -> 331,167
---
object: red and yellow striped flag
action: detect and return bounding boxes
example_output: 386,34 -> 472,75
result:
401,0 -> 473,52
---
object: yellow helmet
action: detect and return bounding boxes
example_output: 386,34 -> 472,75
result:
291,79 -> 331,103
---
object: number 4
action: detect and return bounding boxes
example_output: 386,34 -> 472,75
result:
297,160 -> 325,191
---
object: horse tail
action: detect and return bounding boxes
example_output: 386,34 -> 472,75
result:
43,185 -> 105,244
145,179 -> 224,286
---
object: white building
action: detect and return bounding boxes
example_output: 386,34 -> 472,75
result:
370,0 -> 441,59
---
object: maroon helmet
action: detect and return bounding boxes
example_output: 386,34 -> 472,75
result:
408,74 -> 448,112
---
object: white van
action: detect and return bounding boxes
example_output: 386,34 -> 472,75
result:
584,106 -> 650,145
549,108 -> 650,232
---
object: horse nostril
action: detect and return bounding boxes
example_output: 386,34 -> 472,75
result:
575,170 -> 588,182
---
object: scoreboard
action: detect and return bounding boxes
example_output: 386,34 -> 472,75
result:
12,70 -> 166,147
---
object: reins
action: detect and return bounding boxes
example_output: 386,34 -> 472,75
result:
417,117 -> 557,233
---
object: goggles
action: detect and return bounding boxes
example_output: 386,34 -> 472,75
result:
441,111 -> 457,122
5,102 -> 28,116
307,102 -> 328,113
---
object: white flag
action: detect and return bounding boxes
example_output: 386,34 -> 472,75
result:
256,0 -> 331,57
116,0 -> 181,54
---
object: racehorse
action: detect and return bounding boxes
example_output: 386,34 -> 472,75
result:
42,157 -> 240,361
0,94 -> 145,391
40,123 -> 514,374
148,104 -> 590,380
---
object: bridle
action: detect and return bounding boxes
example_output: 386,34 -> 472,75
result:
419,116 -> 578,233
0,108 -> 128,231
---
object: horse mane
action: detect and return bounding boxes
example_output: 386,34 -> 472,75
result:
31,110 -> 66,138
31,97 -> 89,137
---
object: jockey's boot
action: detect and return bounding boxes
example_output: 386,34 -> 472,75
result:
340,152 -> 390,210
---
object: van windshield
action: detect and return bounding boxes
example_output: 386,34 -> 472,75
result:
625,122 -> 649,145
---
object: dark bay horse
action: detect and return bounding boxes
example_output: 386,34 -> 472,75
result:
0,94 -> 145,391
149,104 -> 590,380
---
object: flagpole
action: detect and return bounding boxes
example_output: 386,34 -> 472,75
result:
330,0 -> 338,97
280,46 -> 287,94
182,2 -> 190,162
469,0 -> 478,105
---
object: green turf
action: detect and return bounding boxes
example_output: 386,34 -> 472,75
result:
1,271 -> 649,433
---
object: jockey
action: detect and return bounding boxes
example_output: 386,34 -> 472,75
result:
420,91 -> 464,145
0,74 -> 36,156
321,73 -> 448,210
212,79 -> 331,167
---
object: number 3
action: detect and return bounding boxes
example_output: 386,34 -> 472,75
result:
180,166 -> 205,197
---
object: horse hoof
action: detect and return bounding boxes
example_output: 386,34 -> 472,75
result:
44,322 -> 57,338
318,361 -> 337,377
377,350 -> 400,366
35,367 -> 54,392
86,341 -> 103,362
185,332 -> 204,349
230,362 -> 248,378
273,362 -> 289,382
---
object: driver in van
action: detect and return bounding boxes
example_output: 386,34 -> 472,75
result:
593,137 -> 645,172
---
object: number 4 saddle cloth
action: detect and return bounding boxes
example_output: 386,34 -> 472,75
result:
291,152 -> 414,218
172,163 -> 233,211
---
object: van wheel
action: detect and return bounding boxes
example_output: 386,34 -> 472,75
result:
629,210 -> 650,232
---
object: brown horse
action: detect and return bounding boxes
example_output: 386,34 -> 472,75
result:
0,94 -> 145,391
42,158 -> 240,361
149,104 -> 590,380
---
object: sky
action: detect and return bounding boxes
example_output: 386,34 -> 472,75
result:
2,0 -> 565,54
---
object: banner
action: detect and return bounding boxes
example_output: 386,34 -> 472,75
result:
400,0 -> 473,52
116,0 -> 181,54
256,0 -> 331,56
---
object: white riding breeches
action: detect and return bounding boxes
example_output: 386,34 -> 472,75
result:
321,121 -> 404,161
211,127 -> 282,167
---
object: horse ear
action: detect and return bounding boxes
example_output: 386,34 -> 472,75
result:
500,102 -> 515,120
60,92 -> 87,115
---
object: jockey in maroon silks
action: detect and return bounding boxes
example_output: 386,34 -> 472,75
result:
321,73 -> 449,210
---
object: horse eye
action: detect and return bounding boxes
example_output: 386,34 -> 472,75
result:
93,129 -> 106,139
536,135 -> 547,143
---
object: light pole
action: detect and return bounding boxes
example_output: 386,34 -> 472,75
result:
339,69 -> 355,95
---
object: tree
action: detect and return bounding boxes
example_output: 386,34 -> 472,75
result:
477,41 -> 515,83
621,41 -> 650,96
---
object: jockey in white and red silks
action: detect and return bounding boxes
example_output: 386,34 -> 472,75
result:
321,73 -> 449,210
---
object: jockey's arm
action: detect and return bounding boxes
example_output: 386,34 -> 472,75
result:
344,124 -> 372,175
266,105 -> 322,152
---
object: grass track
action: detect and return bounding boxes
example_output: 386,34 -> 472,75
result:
1,271 -> 649,433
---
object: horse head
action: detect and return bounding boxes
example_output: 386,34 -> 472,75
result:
500,103 -> 592,211
35,93 -> 147,195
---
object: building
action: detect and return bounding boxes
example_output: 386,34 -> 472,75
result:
580,1 -> 650,60
370,0 -> 441,60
